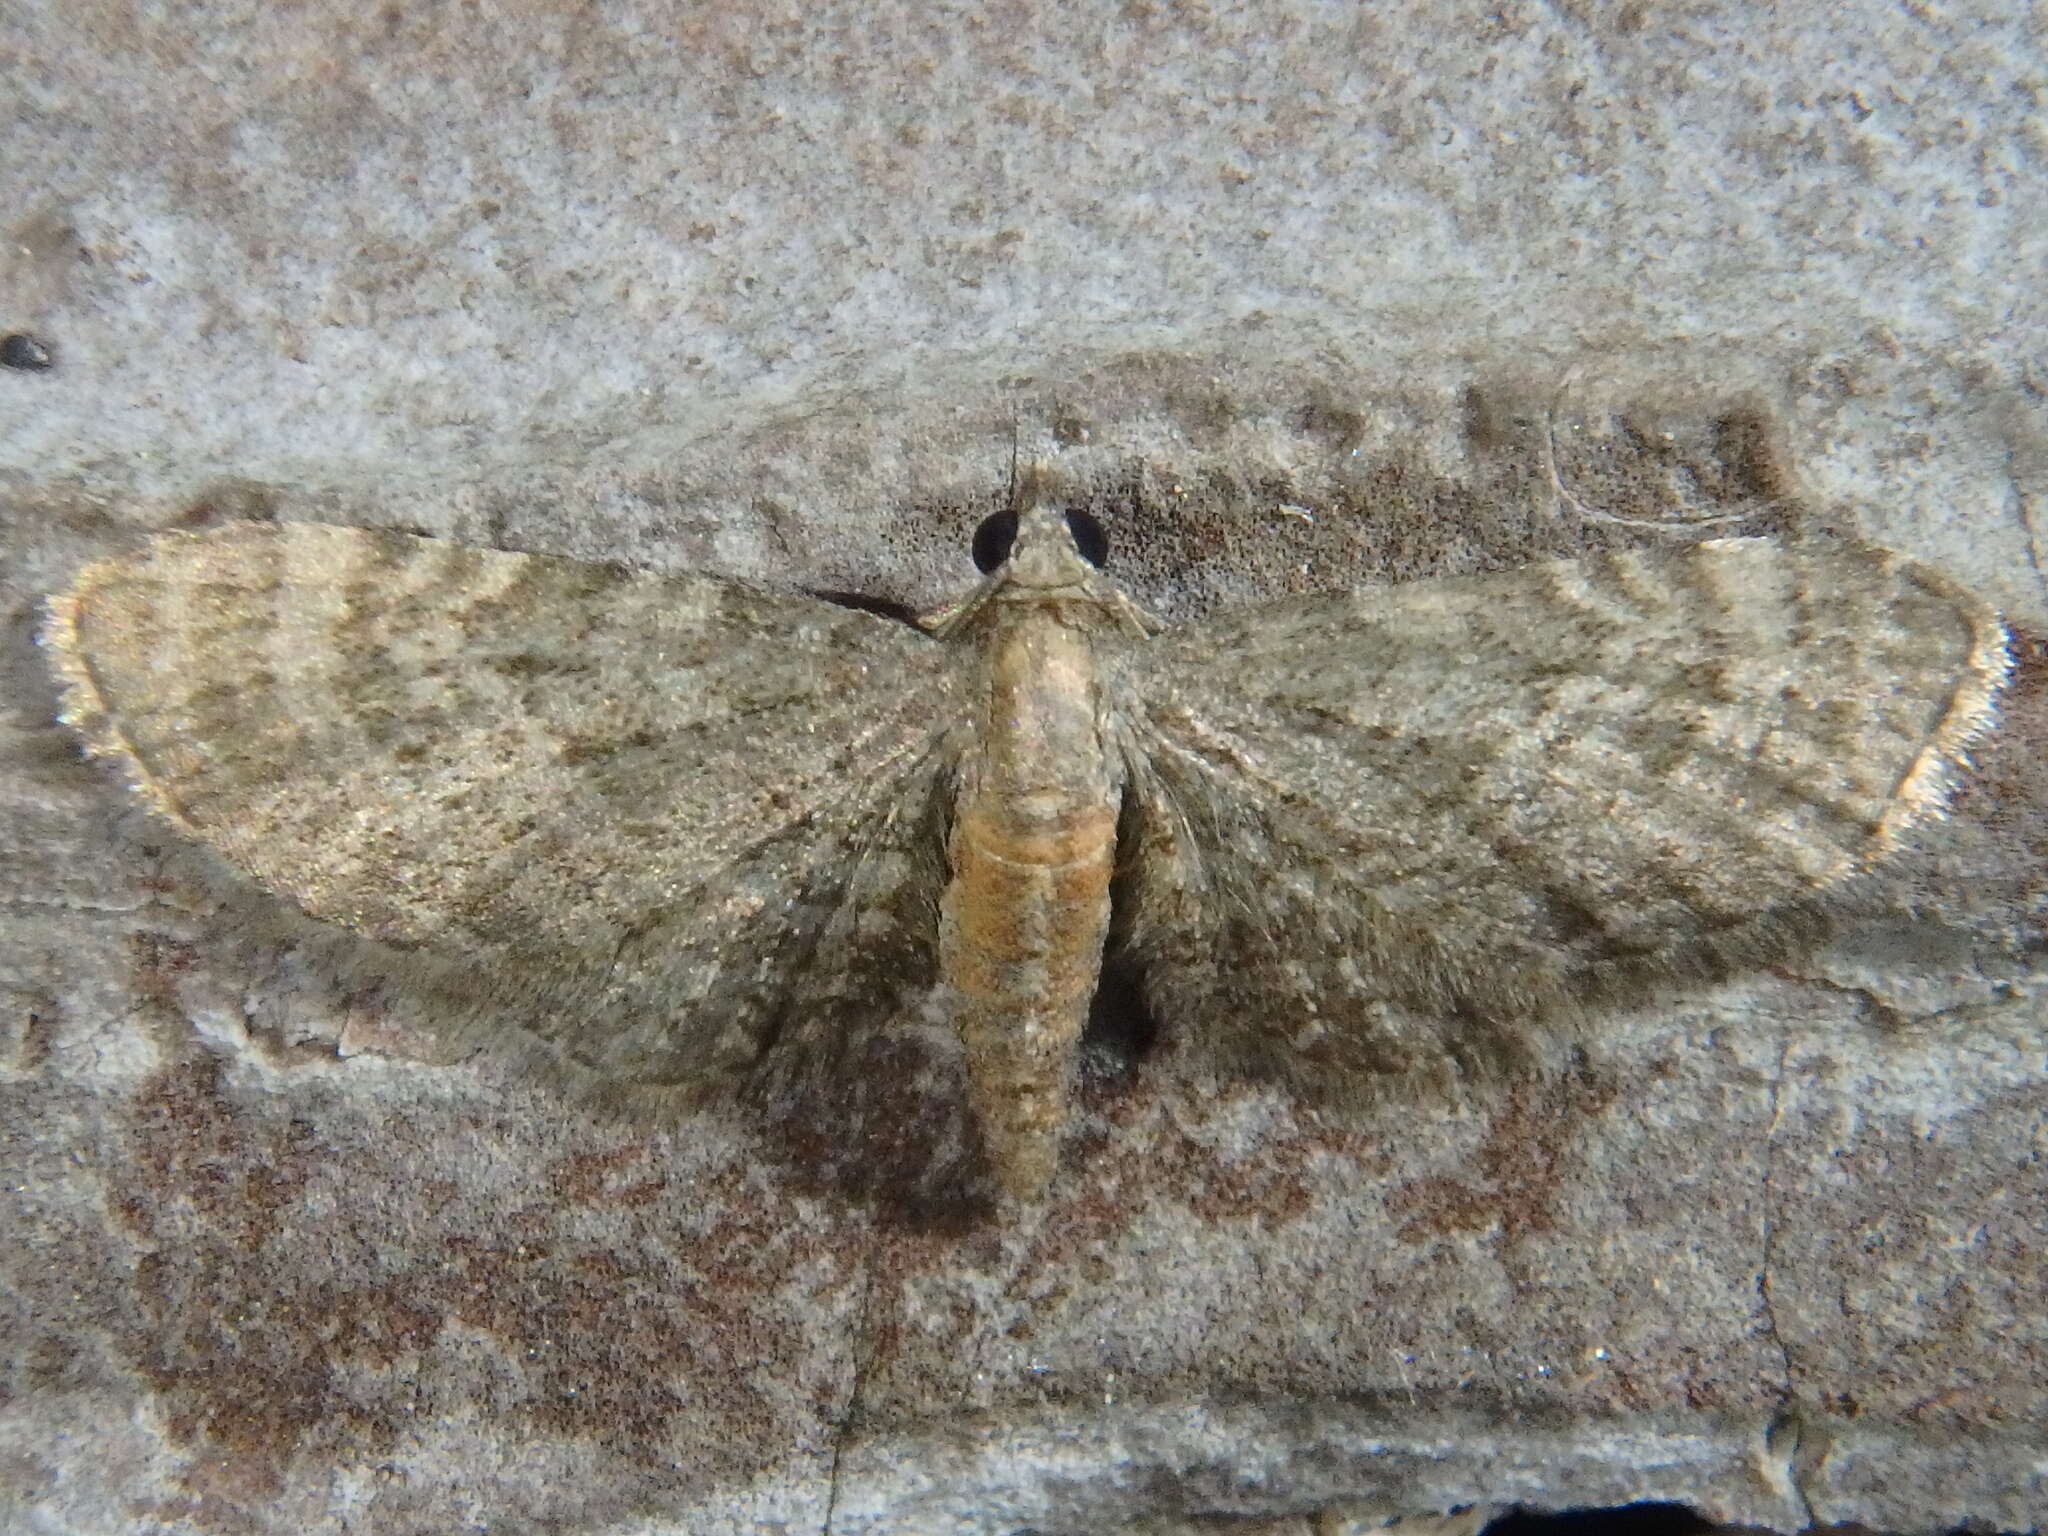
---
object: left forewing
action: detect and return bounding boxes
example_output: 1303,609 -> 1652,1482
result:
46,521 -> 964,1108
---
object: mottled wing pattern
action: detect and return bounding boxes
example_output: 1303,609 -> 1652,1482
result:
46,521 -> 960,1106
1113,537 -> 2008,1094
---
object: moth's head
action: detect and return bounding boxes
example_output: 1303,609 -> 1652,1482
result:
920,465 -> 1154,640
971,467 -> 1109,594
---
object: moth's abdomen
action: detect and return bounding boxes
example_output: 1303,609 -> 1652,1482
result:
939,611 -> 1118,1199
942,797 -> 1116,1199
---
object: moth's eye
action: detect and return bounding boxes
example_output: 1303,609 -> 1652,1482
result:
1065,509 -> 1108,568
972,510 -> 1018,573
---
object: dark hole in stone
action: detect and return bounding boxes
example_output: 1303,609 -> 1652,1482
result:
1,332 -> 55,371
1081,948 -> 1159,1080
1484,1501 -> 1712,1536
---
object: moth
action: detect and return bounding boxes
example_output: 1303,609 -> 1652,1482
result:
45,486 -> 2009,1198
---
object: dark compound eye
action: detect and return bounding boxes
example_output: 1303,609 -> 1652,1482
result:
972,509 -> 1018,573
970,508 -> 1110,574
1066,509 -> 1108,567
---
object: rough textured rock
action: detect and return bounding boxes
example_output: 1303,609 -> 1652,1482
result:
2,2 -> 2043,1533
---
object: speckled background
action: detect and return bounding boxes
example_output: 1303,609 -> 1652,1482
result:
2,2 -> 2044,1532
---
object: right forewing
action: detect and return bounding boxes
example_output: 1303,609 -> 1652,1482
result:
1114,537 -> 2007,1090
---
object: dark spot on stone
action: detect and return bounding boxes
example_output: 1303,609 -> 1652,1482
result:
1,332 -> 54,371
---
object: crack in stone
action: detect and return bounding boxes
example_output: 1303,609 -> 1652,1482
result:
1762,1410 -> 1821,1529
822,1262 -> 879,1536
1753,1025 -> 1798,1394
0,895 -> 155,916
1753,1022 -> 1822,1528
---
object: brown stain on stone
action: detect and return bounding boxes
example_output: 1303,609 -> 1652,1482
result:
104,1058 -> 868,1513
114,1061 -> 431,1498
122,1059 -> 312,1251
1386,1066 -> 1620,1245
126,931 -> 204,1013
547,1142 -> 668,1207
174,479 -> 282,530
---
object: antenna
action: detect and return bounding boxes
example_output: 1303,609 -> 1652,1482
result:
1005,405 -> 1022,509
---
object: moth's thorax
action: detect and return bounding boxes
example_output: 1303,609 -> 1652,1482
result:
941,589 -> 1120,1199
973,605 -> 1113,805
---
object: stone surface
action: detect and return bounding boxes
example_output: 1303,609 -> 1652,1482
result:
2,2 -> 2044,1533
